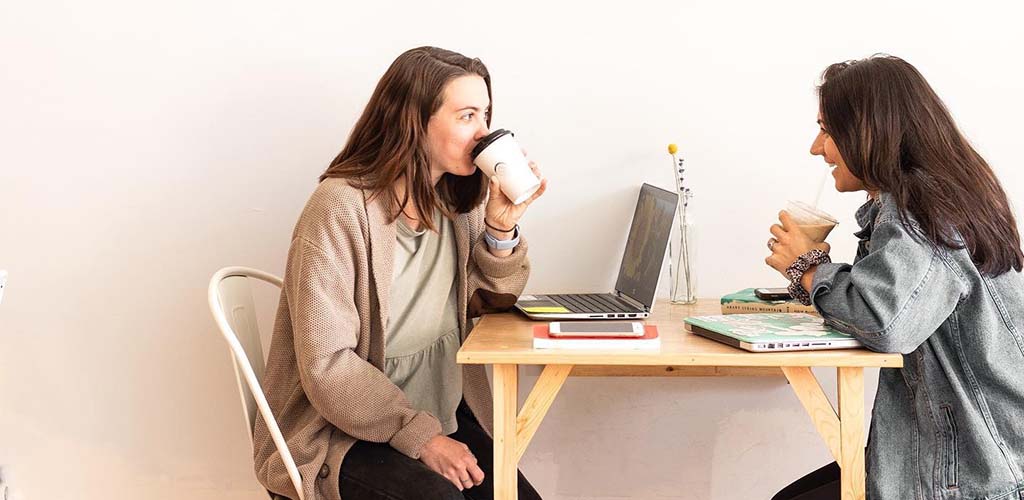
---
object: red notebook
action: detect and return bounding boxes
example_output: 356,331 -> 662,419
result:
532,324 -> 661,350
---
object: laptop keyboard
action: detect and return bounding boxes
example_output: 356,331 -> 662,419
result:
549,294 -> 643,314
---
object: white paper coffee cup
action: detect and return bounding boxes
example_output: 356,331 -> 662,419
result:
785,200 -> 839,243
471,129 -> 541,205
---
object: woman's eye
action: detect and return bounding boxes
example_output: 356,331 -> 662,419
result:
461,113 -> 474,121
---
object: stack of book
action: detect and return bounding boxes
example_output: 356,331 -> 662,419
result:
720,288 -> 817,315
532,324 -> 661,350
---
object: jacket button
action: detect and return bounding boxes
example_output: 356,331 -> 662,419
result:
318,464 -> 330,478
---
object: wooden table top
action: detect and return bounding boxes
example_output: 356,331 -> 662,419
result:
457,299 -> 903,368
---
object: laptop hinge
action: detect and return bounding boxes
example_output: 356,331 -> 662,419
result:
616,292 -> 649,312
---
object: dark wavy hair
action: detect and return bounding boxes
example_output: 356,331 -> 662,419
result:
818,55 -> 1023,276
320,46 -> 491,230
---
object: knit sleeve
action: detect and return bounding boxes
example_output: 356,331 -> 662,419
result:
465,208 -> 531,319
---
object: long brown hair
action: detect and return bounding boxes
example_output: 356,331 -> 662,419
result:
818,55 -> 1023,276
321,46 -> 491,230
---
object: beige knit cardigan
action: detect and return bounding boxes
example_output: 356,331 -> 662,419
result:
253,178 -> 530,500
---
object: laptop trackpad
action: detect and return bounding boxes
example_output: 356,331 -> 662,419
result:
517,295 -> 561,309
516,295 -> 573,313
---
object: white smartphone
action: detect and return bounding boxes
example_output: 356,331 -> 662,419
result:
548,321 -> 645,338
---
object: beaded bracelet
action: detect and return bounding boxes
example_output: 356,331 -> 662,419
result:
785,249 -> 831,305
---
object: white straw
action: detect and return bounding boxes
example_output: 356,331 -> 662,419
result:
812,168 -> 830,208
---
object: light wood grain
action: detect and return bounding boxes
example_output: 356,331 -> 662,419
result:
781,366 -> 841,462
515,364 -> 572,461
571,365 -> 783,377
838,367 -> 866,500
493,364 -> 518,500
458,299 -> 903,368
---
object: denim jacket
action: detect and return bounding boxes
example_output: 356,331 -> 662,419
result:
810,193 -> 1024,500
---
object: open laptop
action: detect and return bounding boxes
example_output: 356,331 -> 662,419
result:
514,183 -> 678,320
684,313 -> 863,352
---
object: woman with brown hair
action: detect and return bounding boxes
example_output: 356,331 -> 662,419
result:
767,55 -> 1024,499
253,46 -> 546,500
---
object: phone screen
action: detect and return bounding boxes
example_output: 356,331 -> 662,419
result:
557,321 -> 638,333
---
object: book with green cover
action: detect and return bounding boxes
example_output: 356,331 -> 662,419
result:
720,288 -> 817,314
684,313 -> 862,352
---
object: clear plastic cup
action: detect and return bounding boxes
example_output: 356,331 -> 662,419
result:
786,200 -> 838,242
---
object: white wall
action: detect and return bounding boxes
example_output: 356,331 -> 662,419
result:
2,1 -> 1022,499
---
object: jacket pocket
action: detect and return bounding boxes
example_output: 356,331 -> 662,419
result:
940,404 -> 959,488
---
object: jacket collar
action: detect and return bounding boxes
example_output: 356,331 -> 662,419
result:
452,211 -> 472,336
853,194 -> 883,240
363,190 -> 396,349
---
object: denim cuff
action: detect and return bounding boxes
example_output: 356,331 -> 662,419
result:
809,262 -> 851,309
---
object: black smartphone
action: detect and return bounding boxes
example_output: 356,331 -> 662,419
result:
754,287 -> 792,301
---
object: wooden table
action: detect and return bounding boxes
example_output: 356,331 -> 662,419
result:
457,299 -> 903,500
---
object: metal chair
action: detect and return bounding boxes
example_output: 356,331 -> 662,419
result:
208,266 -> 303,500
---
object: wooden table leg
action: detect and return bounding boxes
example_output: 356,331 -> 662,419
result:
781,366 -> 841,462
493,364 -> 519,500
516,364 -> 572,461
838,367 -> 866,500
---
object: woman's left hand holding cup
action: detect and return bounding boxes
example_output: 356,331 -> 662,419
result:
765,211 -> 830,277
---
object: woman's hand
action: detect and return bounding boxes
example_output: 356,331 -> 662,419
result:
765,211 -> 830,278
484,158 -> 547,234
418,435 -> 485,491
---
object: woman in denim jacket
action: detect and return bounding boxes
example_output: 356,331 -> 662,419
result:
767,55 -> 1024,500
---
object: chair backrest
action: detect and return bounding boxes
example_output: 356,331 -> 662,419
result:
216,273 -> 267,435
208,266 -> 304,500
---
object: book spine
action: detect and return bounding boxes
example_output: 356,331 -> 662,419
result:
533,340 -> 660,350
720,302 -> 818,315
786,303 -> 818,314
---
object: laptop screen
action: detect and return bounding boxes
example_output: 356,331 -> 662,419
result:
614,183 -> 679,308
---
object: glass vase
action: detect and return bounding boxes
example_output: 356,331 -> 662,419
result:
669,216 -> 698,304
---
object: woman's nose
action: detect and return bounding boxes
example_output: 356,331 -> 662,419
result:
474,123 -> 490,141
810,133 -> 825,156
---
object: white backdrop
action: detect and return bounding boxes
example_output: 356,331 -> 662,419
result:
2,1 -> 1022,499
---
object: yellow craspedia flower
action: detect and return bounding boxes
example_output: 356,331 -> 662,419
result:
667,143 -> 678,155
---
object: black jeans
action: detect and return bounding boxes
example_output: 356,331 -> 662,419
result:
772,462 -> 840,500
339,400 -> 542,500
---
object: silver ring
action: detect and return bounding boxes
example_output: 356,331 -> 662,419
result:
767,238 -> 778,251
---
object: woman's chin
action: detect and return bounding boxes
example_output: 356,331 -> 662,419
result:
439,165 -> 478,178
